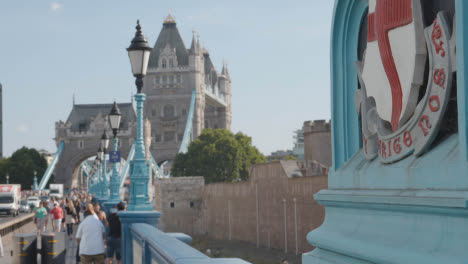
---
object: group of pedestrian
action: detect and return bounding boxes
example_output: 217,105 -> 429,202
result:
77,201 -> 125,264
32,190 -> 125,264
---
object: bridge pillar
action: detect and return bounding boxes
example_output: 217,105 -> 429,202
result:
304,1 -> 468,263
128,93 -> 152,211
119,211 -> 160,264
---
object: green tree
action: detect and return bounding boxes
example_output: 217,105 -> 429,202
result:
0,147 -> 49,190
171,129 -> 266,183
284,155 -> 297,160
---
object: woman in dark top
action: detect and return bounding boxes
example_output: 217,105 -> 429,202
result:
74,200 -> 81,224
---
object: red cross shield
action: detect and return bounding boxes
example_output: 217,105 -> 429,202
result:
361,0 -> 427,132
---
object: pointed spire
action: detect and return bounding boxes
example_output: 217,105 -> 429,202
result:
73,93 -> 76,105
221,60 -> 230,78
164,9 -> 176,25
189,29 -> 199,55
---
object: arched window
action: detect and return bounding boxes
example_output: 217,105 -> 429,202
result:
163,105 -> 175,118
162,59 -> 167,69
169,59 -> 174,68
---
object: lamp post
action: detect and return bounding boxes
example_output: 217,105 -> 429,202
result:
108,102 -> 122,202
126,20 -> 153,211
33,171 -> 38,190
97,148 -> 104,198
101,131 -> 110,199
6,174 -> 9,184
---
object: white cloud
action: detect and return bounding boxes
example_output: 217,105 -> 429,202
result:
16,125 -> 28,133
50,2 -> 62,12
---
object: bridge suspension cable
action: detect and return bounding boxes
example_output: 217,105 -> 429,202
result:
37,141 -> 65,190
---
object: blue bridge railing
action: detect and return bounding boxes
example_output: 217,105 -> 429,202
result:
120,211 -> 250,264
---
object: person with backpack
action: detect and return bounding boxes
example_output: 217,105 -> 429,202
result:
106,202 -> 125,264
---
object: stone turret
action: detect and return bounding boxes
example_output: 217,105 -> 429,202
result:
303,120 -> 331,173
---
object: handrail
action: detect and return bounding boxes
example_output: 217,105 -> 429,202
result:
0,213 -> 34,237
38,141 -> 65,190
129,223 -> 250,264
119,143 -> 135,188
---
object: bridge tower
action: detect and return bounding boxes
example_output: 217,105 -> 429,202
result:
143,13 -> 232,164
54,103 -> 146,188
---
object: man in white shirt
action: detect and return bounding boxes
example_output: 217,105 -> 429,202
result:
76,210 -> 106,264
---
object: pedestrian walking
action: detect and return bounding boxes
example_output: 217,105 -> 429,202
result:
34,202 -> 48,235
47,197 -> 55,231
65,200 -> 77,240
75,199 -> 82,224
50,202 -> 63,232
76,209 -> 106,264
106,202 -> 126,264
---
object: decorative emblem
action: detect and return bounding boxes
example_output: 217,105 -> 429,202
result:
355,0 -> 455,163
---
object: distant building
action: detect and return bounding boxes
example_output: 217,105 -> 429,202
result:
303,120 -> 331,176
268,149 -> 294,161
38,149 -> 54,165
143,13 -> 232,163
292,129 -> 304,159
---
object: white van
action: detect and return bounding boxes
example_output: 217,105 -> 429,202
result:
0,184 -> 21,216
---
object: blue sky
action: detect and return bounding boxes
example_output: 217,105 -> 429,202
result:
0,1 -> 334,156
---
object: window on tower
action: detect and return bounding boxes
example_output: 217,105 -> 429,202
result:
163,105 -> 175,118
155,76 -> 160,84
155,134 -> 161,142
162,59 -> 167,69
164,131 -> 175,142
169,59 -> 174,68
162,75 -> 167,83
177,74 -> 181,83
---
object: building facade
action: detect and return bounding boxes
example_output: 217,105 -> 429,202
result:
143,14 -> 232,163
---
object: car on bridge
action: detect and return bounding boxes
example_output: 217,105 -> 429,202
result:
27,196 -> 40,210
20,200 -> 29,213
40,196 -> 50,203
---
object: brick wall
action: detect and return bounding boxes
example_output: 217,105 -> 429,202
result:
156,162 -> 327,254
201,162 -> 327,254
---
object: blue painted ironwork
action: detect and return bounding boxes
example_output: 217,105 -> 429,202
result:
127,93 -> 152,211
204,85 -> 227,106
119,143 -> 135,188
149,153 -> 167,179
33,172 -> 38,191
178,89 -> 196,154
108,138 -> 121,202
38,141 -> 65,190
102,152 -> 108,199
303,1 -> 468,263
119,211 -> 250,264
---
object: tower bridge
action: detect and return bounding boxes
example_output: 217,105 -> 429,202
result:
50,14 -> 231,188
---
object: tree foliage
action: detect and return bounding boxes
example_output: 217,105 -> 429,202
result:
171,129 -> 266,183
0,147 -> 50,190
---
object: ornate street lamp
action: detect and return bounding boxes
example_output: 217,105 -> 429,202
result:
108,102 -> 122,202
33,171 -> 38,190
101,130 -> 110,199
126,20 -> 153,211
